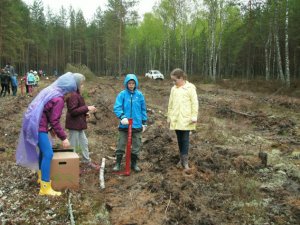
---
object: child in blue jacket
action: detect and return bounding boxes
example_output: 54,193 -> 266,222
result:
11,73 -> 18,96
113,74 -> 147,172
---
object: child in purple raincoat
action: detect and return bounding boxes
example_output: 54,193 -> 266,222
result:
16,72 -> 78,196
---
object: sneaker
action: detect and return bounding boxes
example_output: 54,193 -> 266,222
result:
80,167 -> 88,175
88,162 -> 100,170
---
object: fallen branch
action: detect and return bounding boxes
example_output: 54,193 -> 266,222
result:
207,103 -> 256,118
269,86 -> 284,96
68,192 -> 75,225
100,158 -> 106,189
227,108 -> 255,117
201,98 -> 272,119
106,156 -> 116,160
165,194 -> 172,214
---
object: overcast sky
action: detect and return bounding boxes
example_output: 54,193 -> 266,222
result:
23,0 -> 159,21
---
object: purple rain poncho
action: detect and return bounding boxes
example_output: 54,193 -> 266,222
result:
16,72 -> 77,170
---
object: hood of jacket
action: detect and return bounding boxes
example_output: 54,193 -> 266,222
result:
124,74 -> 138,91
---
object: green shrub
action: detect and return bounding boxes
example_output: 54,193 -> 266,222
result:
65,63 -> 96,81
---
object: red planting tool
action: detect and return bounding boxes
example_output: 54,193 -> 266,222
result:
112,118 -> 132,176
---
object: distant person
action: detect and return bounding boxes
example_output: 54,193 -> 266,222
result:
26,70 -> 35,96
65,73 -> 100,170
20,73 -> 29,95
0,70 -> 10,97
34,71 -> 40,86
112,74 -> 148,172
5,63 -> 15,77
6,71 -> 11,95
38,69 -> 44,77
0,69 -> 6,96
54,69 -> 58,77
16,72 -> 78,196
167,68 -> 198,171
5,63 -> 15,94
10,73 -> 18,96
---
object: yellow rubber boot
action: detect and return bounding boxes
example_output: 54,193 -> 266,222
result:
37,170 -> 41,184
39,181 -> 62,196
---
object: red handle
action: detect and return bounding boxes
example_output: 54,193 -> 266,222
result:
113,118 -> 133,176
124,118 -> 133,174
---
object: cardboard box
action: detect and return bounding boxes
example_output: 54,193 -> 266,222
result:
50,151 -> 79,190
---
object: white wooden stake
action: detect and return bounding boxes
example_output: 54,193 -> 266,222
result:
100,158 -> 106,189
68,192 -> 75,225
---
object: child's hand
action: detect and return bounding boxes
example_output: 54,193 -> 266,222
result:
120,118 -> 129,125
191,117 -> 197,123
62,139 -> 71,149
88,105 -> 97,113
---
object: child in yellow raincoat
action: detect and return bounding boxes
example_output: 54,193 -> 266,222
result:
167,68 -> 198,170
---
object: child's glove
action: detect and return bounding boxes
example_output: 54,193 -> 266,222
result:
120,118 -> 129,125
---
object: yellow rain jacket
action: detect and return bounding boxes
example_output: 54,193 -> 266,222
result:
167,81 -> 198,130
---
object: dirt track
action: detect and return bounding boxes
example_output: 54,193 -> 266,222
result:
0,76 -> 300,225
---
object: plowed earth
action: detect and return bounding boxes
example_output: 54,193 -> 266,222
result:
0,76 -> 300,225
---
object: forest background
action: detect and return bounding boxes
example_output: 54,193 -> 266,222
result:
0,0 -> 299,86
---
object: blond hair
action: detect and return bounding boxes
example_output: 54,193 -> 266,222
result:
72,73 -> 85,90
170,68 -> 187,80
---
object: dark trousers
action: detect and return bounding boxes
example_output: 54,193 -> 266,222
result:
175,130 -> 190,155
12,86 -> 17,96
0,84 -> 9,96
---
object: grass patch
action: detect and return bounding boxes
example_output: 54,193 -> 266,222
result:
223,173 -> 268,224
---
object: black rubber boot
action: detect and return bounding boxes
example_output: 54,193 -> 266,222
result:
131,154 -> 141,172
112,154 -> 123,171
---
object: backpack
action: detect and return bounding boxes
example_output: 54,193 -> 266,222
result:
27,73 -> 35,85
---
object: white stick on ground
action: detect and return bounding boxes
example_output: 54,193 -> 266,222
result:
106,156 -> 116,160
165,194 -> 172,214
68,192 -> 75,225
100,158 -> 106,189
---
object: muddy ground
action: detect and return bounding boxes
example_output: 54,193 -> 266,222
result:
0,76 -> 300,225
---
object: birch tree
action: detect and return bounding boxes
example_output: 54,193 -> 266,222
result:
284,0 -> 290,87
177,0 -> 191,72
265,22 -> 272,81
204,0 -> 223,81
274,0 -> 284,82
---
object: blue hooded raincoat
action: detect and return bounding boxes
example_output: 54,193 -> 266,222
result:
113,74 -> 147,131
